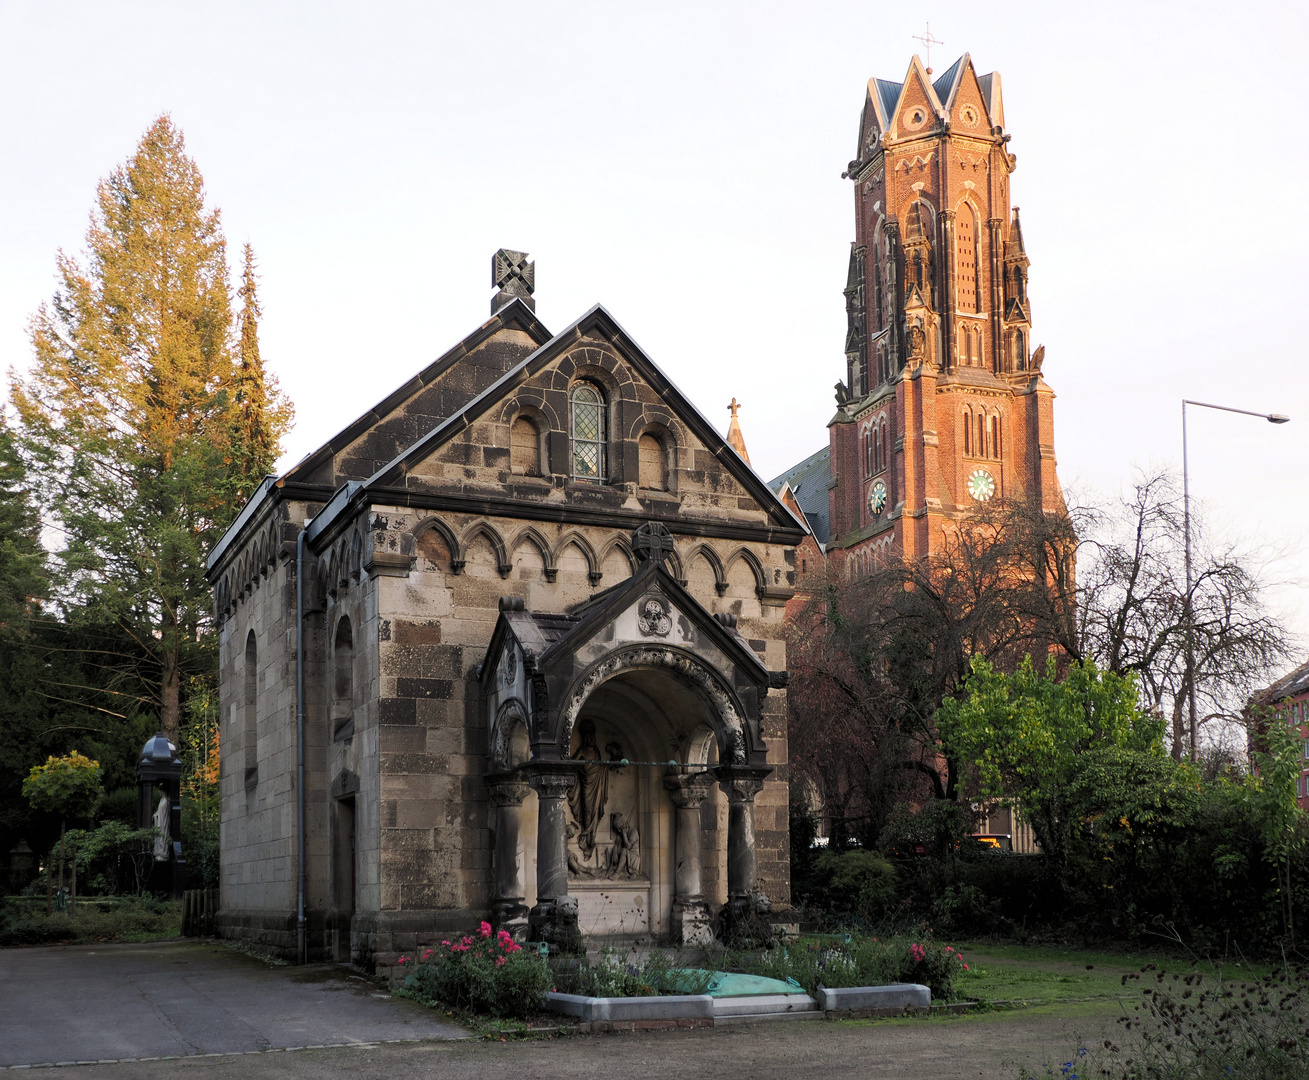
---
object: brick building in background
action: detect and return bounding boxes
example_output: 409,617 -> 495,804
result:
1251,660 -> 1309,809
772,53 -> 1064,574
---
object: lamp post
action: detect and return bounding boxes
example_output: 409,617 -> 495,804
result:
1181,400 -> 1290,761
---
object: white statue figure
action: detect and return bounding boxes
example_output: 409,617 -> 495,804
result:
153,791 -> 170,862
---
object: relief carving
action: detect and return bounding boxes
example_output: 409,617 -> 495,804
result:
637,597 -> 672,637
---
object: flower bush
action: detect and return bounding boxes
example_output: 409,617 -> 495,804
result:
401,922 -> 552,1019
729,933 -> 968,1000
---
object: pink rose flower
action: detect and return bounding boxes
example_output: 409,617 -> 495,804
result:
480,921 -> 493,937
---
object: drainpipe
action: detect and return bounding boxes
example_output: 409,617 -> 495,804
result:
295,528 -> 307,965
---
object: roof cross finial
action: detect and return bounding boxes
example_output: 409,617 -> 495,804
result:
729,397 -> 740,418
913,22 -> 943,76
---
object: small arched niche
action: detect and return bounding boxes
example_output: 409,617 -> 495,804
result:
332,616 -> 354,742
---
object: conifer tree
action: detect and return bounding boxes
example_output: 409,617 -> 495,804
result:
10,115 -> 292,740
232,244 -> 292,499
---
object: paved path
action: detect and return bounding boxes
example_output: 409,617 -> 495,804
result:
0,940 -> 466,1068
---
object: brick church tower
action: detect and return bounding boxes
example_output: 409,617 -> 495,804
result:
789,53 -> 1062,574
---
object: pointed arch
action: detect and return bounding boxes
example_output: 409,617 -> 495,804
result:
597,535 -> 637,577
663,545 -> 686,586
552,530 -> 601,585
724,546 -> 767,596
461,521 -> 512,579
413,516 -> 463,574
509,525 -> 557,582
687,543 -> 728,597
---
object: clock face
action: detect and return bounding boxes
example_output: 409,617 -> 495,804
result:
967,469 -> 996,502
868,480 -> 888,516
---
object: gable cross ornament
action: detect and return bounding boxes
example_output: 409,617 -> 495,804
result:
913,22 -> 943,75
632,521 -> 674,566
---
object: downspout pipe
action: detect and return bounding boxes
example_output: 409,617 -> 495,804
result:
295,528 -> 307,965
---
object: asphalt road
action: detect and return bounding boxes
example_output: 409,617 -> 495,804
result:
0,940 -> 466,1068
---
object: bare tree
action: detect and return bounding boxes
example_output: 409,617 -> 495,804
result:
1072,469 -> 1290,759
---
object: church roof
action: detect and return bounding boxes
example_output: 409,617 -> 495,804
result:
768,446 -> 831,545
301,303 -> 806,549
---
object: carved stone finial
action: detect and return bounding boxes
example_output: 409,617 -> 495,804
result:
632,521 -> 674,565
492,249 -> 535,314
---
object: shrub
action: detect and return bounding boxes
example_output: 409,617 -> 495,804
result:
0,895 -> 179,946
812,850 -> 899,923
728,933 -> 968,1000
563,947 -> 714,998
1021,953 -> 1309,1080
402,922 -> 551,1019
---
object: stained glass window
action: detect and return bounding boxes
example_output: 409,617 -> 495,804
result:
570,384 -> 606,481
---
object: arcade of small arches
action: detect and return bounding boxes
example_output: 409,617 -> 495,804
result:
505,376 -> 679,492
962,405 -> 1002,461
846,535 -> 894,581
212,516 -> 778,625
861,413 -> 891,478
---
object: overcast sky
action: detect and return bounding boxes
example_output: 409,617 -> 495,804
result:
2,0 -> 1307,656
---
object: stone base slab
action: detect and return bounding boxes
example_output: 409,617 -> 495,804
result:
816,983 -> 930,1012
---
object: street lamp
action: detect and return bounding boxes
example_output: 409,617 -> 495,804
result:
1181,400 -> 1290,760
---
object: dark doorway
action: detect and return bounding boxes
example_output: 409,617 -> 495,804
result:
332,797 -> 356,962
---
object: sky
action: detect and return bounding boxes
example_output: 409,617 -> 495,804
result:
1,0 -> 1307,655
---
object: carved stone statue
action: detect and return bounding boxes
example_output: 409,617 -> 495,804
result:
153,792 -> 171,862
1030,344 -> 1045,373
606,812 -> 641,877
567,719 -> 609,858
565,821 -> 595,878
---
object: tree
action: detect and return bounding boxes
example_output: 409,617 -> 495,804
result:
22,750 -> 104,912
786,494 -> 1072,841
936,654 -> 1164,881
231,244 -> 292,500
1070,471 -> 1289,760
10,115 -> 293,739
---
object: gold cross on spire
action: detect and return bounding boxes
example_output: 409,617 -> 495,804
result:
913,22 -> 943,75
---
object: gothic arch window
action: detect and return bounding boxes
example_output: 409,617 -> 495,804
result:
956,204 -> 979,313
638,430 -> 667,490
510,414 -> 540,476
244,631 -> 258,786
963,408 -> 972,456
971,327 -> 981,364
990,415 -> 1000,460
873,259 -> 884,328
863,427 -> 872,478
1015,330 -> 1027,370
569,383 -> 607,482
977,414 -> 986,459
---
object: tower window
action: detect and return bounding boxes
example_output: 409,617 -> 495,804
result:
1015,330 -> 1027,370
977,414 -> 986,458
990,415 -> 999,460
569,383 -> 607,481
957,206 -> 979,313
963,409 -> 972,456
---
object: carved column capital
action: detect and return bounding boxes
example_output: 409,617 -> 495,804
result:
526,763 -> 578,801
485,772 -> 531,807
715,765 -> 770,804
663,771 -> 717,809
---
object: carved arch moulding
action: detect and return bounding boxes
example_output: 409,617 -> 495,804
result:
556,645 -> 753,767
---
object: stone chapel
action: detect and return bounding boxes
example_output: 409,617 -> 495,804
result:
771,53 -> 1064,572
206,255 -> 803,966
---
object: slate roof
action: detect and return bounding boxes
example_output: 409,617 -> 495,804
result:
768,446 -> 831,545
1252,658 -> 1309,706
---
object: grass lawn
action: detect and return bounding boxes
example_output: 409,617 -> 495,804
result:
950,940 -> 1271,1008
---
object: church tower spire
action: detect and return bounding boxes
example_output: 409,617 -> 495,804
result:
822,53 -> 1062,570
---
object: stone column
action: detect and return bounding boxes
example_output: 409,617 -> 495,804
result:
485,773 -> 530,941
716,766 -> 771,931
663,771 -> 717,946
526,765 -> 580,951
